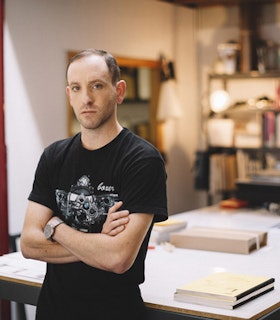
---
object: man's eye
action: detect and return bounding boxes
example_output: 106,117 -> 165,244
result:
91,83 -> 103,90
71,86 -> 80,92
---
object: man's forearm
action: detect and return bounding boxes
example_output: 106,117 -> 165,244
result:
21,229 -> 79,264
53,223 -> 121,271
36,242 -> 79,264
52,213 -> 153,274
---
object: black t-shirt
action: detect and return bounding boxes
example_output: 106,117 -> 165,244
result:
29,128 -> 168,319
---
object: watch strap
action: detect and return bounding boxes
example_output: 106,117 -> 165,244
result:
46,217 -> 64,241
51,217 -> 64,228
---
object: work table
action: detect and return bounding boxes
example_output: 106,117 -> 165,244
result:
1,206 -> 280,320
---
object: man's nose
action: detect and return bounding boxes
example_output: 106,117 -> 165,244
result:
82,89 -> 93,105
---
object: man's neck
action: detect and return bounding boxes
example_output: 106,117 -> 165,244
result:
80,122 -> 123,151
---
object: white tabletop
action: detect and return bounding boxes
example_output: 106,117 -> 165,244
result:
140,206 -> 280,319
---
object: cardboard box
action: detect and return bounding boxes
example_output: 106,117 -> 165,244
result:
207,119 -> 234,147
170,227 -> 267,254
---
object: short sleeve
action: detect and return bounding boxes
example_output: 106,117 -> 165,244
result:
28,151 -> 57,212
119,156 -> 168,223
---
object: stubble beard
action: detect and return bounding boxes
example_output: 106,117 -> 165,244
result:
78,104 -> 116,132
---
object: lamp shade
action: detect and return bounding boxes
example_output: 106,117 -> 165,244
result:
157,79 -> 182,121
210,89 -> 231,113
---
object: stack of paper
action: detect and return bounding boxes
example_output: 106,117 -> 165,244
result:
0,252 -> 46,284
150,219 -> 187,244
174,272 -> 275,310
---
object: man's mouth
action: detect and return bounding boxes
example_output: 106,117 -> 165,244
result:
81,109 -> 97,114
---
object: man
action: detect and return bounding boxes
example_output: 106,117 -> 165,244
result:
20,49 -> 168,320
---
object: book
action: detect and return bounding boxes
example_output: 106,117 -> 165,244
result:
219,197 -> 248,209
174,272 -> 275,310
153,219 -> 187,233
170,226 -> 267,254
263,111 -> 276,148
251,168 -> 280,183
150,219 -> 187,244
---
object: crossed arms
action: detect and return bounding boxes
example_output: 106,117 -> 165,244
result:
20,201 -> 154,274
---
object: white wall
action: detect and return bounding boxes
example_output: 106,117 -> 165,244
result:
4,0 -> 201,235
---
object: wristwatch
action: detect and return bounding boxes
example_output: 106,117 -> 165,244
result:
44,217 -> 64,241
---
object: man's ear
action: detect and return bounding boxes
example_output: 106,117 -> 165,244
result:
66,86 -> 70,99
116,80 -> 126,104
66,86 -> 73,107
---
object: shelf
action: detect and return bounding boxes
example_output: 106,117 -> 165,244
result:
209,146 -> 280,152
220,105 -> 279,115
160,0 -> 280,8
122,99 -> 149,104
209,71 -> 280,80
236,179 -> 280,206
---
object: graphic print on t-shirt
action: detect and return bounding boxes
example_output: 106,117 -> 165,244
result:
55,175 -> 118,233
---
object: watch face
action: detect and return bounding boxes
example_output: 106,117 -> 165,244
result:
44,224 -> 54,239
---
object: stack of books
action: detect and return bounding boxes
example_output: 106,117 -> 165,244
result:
150,218 -> 187,244
209,153 -> 237,195
251,168 -> 280,184
174,272 -> 275,310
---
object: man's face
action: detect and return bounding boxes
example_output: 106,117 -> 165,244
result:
66,55 -> 123,132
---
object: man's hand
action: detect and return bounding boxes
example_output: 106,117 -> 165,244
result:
102,201 -> 129,236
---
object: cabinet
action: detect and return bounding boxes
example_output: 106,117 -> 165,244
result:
205,71 -> 280,203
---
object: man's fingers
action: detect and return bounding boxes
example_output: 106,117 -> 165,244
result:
108,201 -> 123,214
108,210 -> 129,222
107,225 -> 126,236
101,201 -> 129,236
110,216 -> 129,229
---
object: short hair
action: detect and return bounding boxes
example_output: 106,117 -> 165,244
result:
66,49 -> 120,85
